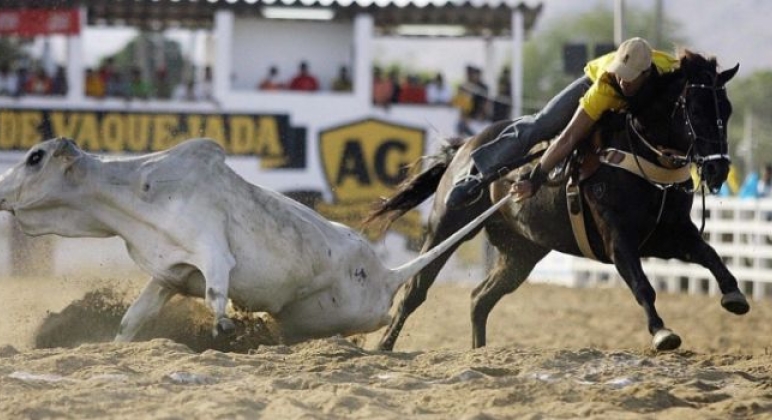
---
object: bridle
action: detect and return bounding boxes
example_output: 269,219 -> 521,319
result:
627,77 -> 729,190
674,81 -> 730,168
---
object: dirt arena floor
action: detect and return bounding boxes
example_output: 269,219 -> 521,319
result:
0,274 -> 771,419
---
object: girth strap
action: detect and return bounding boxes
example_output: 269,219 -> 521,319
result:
566,178 -> 599,261
599,148 -> 692,185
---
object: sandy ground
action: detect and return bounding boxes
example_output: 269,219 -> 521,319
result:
1,274 -> 771,419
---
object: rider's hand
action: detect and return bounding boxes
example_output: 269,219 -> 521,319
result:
511,163 -> 548,200
510,180 -> 535,201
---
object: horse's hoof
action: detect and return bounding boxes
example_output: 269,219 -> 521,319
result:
215,318 -> 236,336
721,290 -> 750,315
652,329 -> 681,351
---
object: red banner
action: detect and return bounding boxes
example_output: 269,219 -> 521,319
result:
0,9 -> 80,36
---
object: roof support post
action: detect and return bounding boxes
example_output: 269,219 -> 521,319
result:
213,9 -> 234,102
510,7 -> 525,118
353,13 -> 374,108
65,6 -> 86,102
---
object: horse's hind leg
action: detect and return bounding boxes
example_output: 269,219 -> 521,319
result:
471,236 -> 548,348
378,214 -> 482,351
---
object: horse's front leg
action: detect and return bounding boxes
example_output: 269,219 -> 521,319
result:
675,233 -> 750,315
610,239 -> 681,351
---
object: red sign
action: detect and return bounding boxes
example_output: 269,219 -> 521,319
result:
0,9 -> 80,36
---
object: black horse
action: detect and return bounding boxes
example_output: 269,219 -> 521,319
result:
365,51 -> 746,352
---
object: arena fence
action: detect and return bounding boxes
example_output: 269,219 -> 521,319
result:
570,196 -> 772,300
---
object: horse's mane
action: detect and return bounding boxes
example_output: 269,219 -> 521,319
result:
678,49 -> 719,79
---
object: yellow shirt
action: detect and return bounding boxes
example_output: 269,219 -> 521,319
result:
579,50 -> 680,120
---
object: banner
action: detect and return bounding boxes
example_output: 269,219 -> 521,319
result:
0,9 -> 80,36
0,109 -> 306,169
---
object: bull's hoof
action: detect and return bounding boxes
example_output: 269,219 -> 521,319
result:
652,328 -> 681,351
215,318 -> 236,336
721,291 -> 750,315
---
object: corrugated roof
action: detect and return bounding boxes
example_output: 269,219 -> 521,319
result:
0,0 -> 543,36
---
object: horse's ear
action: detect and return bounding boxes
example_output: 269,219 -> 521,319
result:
718,63 -> 740,86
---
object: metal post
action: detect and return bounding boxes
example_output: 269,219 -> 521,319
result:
614,0 -> 626,45
511,7 -> 524,118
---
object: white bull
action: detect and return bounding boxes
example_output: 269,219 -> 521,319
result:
0,138 -> 497,344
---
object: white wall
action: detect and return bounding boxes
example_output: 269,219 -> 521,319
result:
231,18 -> 354,91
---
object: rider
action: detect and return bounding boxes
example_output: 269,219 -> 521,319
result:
446,37 -> 680,208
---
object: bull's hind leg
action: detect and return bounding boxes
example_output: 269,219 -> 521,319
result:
116,278 -> 175,342
471,233 -> 548,348
378,209 -> 484,351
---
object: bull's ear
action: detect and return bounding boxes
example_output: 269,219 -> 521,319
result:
53,138 -> 81,161
718,63 -> 740,86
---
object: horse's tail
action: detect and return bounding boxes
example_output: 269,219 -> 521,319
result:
361,140 -> 462,235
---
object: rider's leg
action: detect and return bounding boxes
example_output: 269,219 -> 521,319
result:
446,76 -> 592,209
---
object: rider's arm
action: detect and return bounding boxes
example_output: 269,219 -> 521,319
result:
513,107 -> 596,198
539,107 -> 596,173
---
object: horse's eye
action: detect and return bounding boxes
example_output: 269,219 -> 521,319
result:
27,150 -> 45,167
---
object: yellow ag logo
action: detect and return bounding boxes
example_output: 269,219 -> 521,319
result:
318,118 -> 424,242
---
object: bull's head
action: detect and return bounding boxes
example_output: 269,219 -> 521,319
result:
0,138 -> 97,236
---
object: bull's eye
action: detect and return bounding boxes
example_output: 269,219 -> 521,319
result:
27,150 -> 45,167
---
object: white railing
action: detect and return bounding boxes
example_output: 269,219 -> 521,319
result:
570,196 -> 772,300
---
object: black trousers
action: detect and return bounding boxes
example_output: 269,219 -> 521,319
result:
471,76 -> 593,176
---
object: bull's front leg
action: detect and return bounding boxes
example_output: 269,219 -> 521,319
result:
201,252 -> 237,337
115,278 -> 175,342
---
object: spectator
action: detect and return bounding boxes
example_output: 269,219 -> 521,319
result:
0,63 -> 19,96
758,164 -> 772,198
85,67 -> 106,98
98,57 -> 116,87
425,72 -> 452,105
24,67 -> 52,95
452,65 -> 490,135
154,68 -> 173,99
106,71 -> 129,98
372,66 -> 393,107
288,61 -> 319,91
467,66 -> 489,120
258,65 -> 284,90
14,67 -> 29,97
50,65 -> 68,96
398,74 -> 427,104
331,65 -> 352,92
128,67 -> 152,99
388,68 -> 401,104
172,77 -> 200,101
199,66 -> 214,100
491,77 -> 512,121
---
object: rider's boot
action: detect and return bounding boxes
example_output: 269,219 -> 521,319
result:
446,166 -> 509,209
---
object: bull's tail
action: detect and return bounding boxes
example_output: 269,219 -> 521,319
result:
387,190 -> 514,288
361,141 -> 461,235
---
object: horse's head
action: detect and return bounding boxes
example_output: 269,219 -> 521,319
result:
678,51 -> 739,192
631,51 -> 738,193
672,51 -> 738,192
